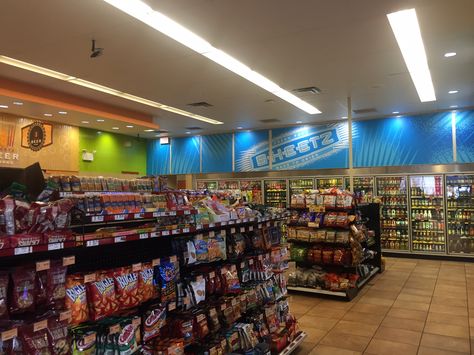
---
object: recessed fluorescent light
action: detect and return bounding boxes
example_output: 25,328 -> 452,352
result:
387,9 -> 436,102
185,131 -> 191,134
341,116 -> 348,119
112,127 -> 119,130
392,111 -> 399,114
450,105 -> 458,108
13,101 -> 23,106
0,55 -> 223,125
448,90 -> 458,94
81,121 -> 89,124
97,119 -> 105,122
102,0 -> 322,115
0,105 -> 8,108
396,115 -> 402,118
126,125 -> 134,128
97,131 -> 102,134
444,52 -> 456,57
144,129 -> 154,132
296,121 -> 303,124
44,113 -> 53,117
58,111 -> 67,115
237,126 -> 243,130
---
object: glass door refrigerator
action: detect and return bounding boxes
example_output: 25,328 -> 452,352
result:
218,180 -> 240,190
409,175 -> 445,253
344,176 -> 375,203
197,180 -> 218,191
289,178 -> 314,202
240,180 -> 263,204
316,177 -> 344,189
264,180 -> 288,208
446,175 -> 474,255
375,176 -> 409,251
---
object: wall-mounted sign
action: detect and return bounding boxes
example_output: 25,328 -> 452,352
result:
0,120 -> 20,165
21,121 -> 53,151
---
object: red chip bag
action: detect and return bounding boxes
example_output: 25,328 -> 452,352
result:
9,267 -> 36,315
113,267 -> 139,309
66,275 -> 89,325
138,263 -> 156,303
87,272 -> 119,321
0,272 -> 9,319
47,262 -> 67,309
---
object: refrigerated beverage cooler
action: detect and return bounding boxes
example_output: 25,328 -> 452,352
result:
264,180 -> 287,208
410,175 -> 445,252
376,176 -> 409,251
240,180 -> 263,204
316,177 -> 344,189
197,180 -> 218,191
217,180 -> 240,190
446,175 -> 474,254
345,176 -> 374,203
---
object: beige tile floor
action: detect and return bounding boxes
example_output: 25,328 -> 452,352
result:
290,257 -> 474,355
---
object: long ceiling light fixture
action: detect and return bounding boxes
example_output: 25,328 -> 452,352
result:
387,8 -> 436,102
103,0 -> 321,115
0,55 -> 223,125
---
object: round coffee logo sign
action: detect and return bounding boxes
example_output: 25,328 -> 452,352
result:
27,122 -> 46,151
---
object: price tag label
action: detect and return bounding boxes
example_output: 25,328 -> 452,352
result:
152,211 -> 160,217
86,240 -> 99,247
170,211 -> 176,216
84,273 -> 96,283
221,304 -> 227,311
231,298 -> 237,306
172,230 -> 178,235
237,219 -> 242,224
1,328 -> 17,341
91,215 -> 104,223
209,231 -> 215,237
240,294 -> 246,301
258,224 -> 262,228
170,255 -> 177,263
196,275 -> 204,282
109,324 -> 120,334
221,221 -> 227,226
36,260 -> 50,272
152,258 -> 160,266
258,255 -> 263,261
150,232 -> 159,238
63,256 -> 75,266
231,228 -> 236,234
132,263 -> 142,272
84,333 -> 96,344
134,213 -> 144,219
34,320 -> 48,332
14,246 -> 32,255
197,224 -> 203,230
228,220 -> 235,225
240,227 -> 245,233
182,228 -> 190,233
249,226 -> 254,231
139,233 -> 148,240
249,259 -> 254,265
168,302 -> 176,311
230,264 -> 236,271
209,223 -> 215,228
48,242 -> 63,251
184,210 -> 190,215
60,310 -> 72,322
197,314 -> 206,322
114,236 -> 126,243
161,230 -> 170,236
132,318 -> 141,327
266,222 -> 271,227
184,297 -> 191,305
243,218 -> 249,223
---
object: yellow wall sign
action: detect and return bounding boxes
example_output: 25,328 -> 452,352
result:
21,121 -> 53,151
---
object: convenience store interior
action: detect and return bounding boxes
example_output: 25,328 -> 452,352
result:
1,0 -> 474,354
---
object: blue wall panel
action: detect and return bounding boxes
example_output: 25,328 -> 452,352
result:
455,110 -> 474,163
202,133 -> 233,173
171,136 -> 200,174
353,112 -> 453,167
147,140 -> 170,175
271,123 -> 349,170
234,130 -> 269,171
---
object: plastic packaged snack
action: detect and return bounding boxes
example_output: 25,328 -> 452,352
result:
156,261 -> 177,303
142,304 -> 166,342
87,273 -> 119,321
0,272 -> 8,319
190,277 -> 206,304
113,267 -> 140,309
66,274 -> 89,325
47,317 -> 71,355
9,267 -> 36,315
138,263 -> 156,303
47,262 -> 68,309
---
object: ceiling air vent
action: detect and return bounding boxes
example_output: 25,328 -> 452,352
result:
185,126 -> 202,131
259,118 -> 280,123
292,86 -> 321,94
187,101 -> 213,107
353,107 -> 378,114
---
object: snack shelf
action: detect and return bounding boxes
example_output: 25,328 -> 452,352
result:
278,331 -> 307,355
72,209 -> 198,225
0,241 -> 76,257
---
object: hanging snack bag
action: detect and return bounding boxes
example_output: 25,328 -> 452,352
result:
47,317 -> 71,355
66,274 -> 89,325
113,267 -> 140,310
194,236 -> 209,263
87,272 -> 119,321
221,265 -> 241,294
47,262 -> 68,309
156,261 -> 177,303
36,270 -> 48,310
19,323 -> 51,354
9,267 -> 36,315
142,304 -> 166,342
117,320 -> 139,354
0,272 -> 8,319
207,236 -> 221,261
190,276 -> 206,305
185,240 -> 197,265
138,263 -> 156,303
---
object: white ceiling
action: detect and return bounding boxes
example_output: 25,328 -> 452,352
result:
0,0 -> 472,137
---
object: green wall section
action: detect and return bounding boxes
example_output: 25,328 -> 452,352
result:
79,128 -> 147,175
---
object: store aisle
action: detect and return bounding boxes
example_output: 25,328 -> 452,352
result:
290,257 -> 473,355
